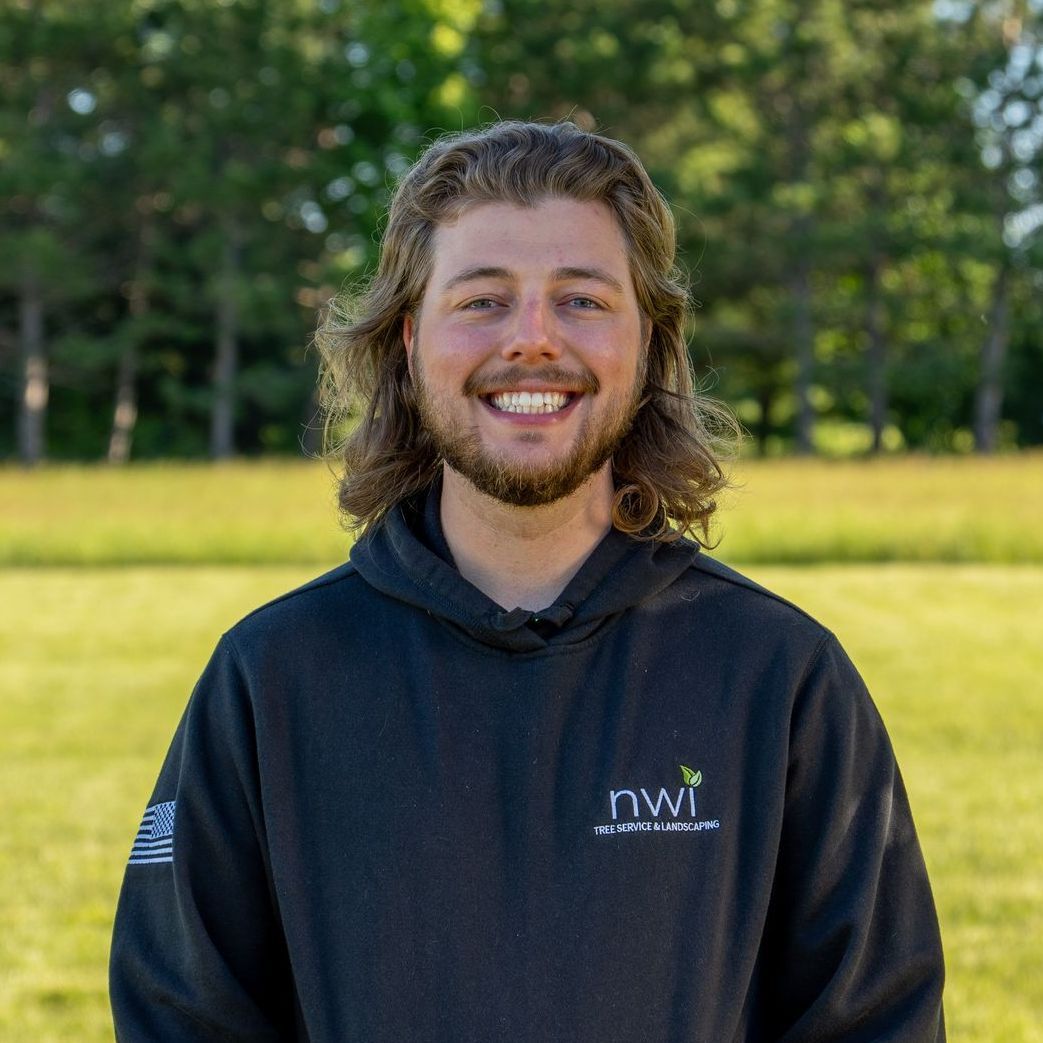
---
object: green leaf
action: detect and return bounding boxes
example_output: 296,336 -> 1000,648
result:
680,764 -> 702,787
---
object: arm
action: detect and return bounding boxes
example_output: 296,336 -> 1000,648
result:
765,635 -> 945,1042
110,636 -> 296,1040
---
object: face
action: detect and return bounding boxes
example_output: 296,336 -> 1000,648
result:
403,197 -> 650,508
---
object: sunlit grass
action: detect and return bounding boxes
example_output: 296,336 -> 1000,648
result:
0,460 -> 349,566
717,452 -> 1043,563
2,453 -> 1042,565
2,564 -> 1041,1041
751,565 -> 1043,1043
0,566 -> 318,1042
3,455 -> 1041,1038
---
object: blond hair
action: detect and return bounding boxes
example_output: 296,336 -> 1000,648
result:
316,120 -> 736,542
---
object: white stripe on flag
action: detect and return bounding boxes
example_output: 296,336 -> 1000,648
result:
128,800 -> 176,865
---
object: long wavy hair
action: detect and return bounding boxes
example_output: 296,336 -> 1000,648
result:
315,120 -> 737,543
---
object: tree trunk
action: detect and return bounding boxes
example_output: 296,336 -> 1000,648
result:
865,255 -> 888,454
108,347 -> 139,464
973,263 -> 1010,453
780,80 -> 815,456
210,225 -> 242,459
18,270 -> 47,466
108,218 -> 156,463
790,249 -> 815,455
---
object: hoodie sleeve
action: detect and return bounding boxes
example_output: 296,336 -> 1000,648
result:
766,634 -> 945,1042
109,635 -> 296,1041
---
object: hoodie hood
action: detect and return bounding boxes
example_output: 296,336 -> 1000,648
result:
349,489 -> 699,654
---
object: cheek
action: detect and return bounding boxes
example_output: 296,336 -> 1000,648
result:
421,322 -> 495,377
584,339 -> 644,387
450,324 -> 499,354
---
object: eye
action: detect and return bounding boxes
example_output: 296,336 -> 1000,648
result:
566,296 -> 602,310
463,296 -> 500,310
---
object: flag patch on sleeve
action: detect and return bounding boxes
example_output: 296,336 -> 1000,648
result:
128,800 -> 176,865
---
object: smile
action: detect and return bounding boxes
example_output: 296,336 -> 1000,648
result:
486,390 -> 575,415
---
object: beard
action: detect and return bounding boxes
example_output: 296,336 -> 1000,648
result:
412,352 -> 647,509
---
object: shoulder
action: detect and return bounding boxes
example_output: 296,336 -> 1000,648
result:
641,547 -> 838,687
221,561 -> 370,659
671,553 -> 876,724
682,551 -> 830,636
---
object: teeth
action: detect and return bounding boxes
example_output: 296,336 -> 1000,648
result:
489,391 -> 571,414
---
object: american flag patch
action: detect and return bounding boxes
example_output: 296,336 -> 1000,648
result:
128,800 -> 176,865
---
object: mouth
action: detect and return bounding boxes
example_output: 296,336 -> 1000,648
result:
484,390 -> 577,415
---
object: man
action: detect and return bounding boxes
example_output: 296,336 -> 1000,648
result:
110,121 -> 945,1041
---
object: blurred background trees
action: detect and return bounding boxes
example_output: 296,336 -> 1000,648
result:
1,0 -> 1041,463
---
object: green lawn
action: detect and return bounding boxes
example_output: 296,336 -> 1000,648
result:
2,563 -> 1041,1041
3,453 -> 1042,565
3,455 -> 1041,1038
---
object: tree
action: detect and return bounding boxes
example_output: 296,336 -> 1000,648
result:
468,0 -> 1043,452
959,1 -> 1043,451
0,0 -> 118,462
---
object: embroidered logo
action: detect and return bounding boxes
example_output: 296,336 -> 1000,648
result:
593,765 -> 720,837
128,800 -> 176,865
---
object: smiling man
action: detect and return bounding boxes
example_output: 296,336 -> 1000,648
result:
403,195 -> 653,610
408,199 -> 646,512
110,121 -> 945,1041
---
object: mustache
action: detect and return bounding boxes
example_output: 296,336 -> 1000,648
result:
463,365 -> 600,397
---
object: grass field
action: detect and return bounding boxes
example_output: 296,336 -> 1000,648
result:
2,457 -> 1042,1040
2,452 -> 1043,565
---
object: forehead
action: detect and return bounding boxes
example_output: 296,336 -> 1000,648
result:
426,197 -> 632,285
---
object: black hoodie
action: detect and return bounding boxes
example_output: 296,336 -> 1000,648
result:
110,496 -> 945,1041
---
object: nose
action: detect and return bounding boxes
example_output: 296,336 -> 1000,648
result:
500,298 -> 562,363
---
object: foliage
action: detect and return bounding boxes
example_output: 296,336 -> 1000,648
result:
470,0 -> 1043,452
1,0 -> 1041,459
0,0 -> 480,461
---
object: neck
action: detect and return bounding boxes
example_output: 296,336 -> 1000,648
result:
439,465 -> 615,611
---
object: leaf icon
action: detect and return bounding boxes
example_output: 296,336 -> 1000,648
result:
680,764 -> 703,787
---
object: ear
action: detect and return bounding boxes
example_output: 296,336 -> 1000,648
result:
403,314 -> 415,378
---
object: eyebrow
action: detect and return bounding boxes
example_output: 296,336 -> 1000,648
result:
441,266 -> 512,291
556,266 -> 626,293
440,265 -> 626,294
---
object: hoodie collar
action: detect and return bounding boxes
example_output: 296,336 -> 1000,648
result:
350,482 -> 698,653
